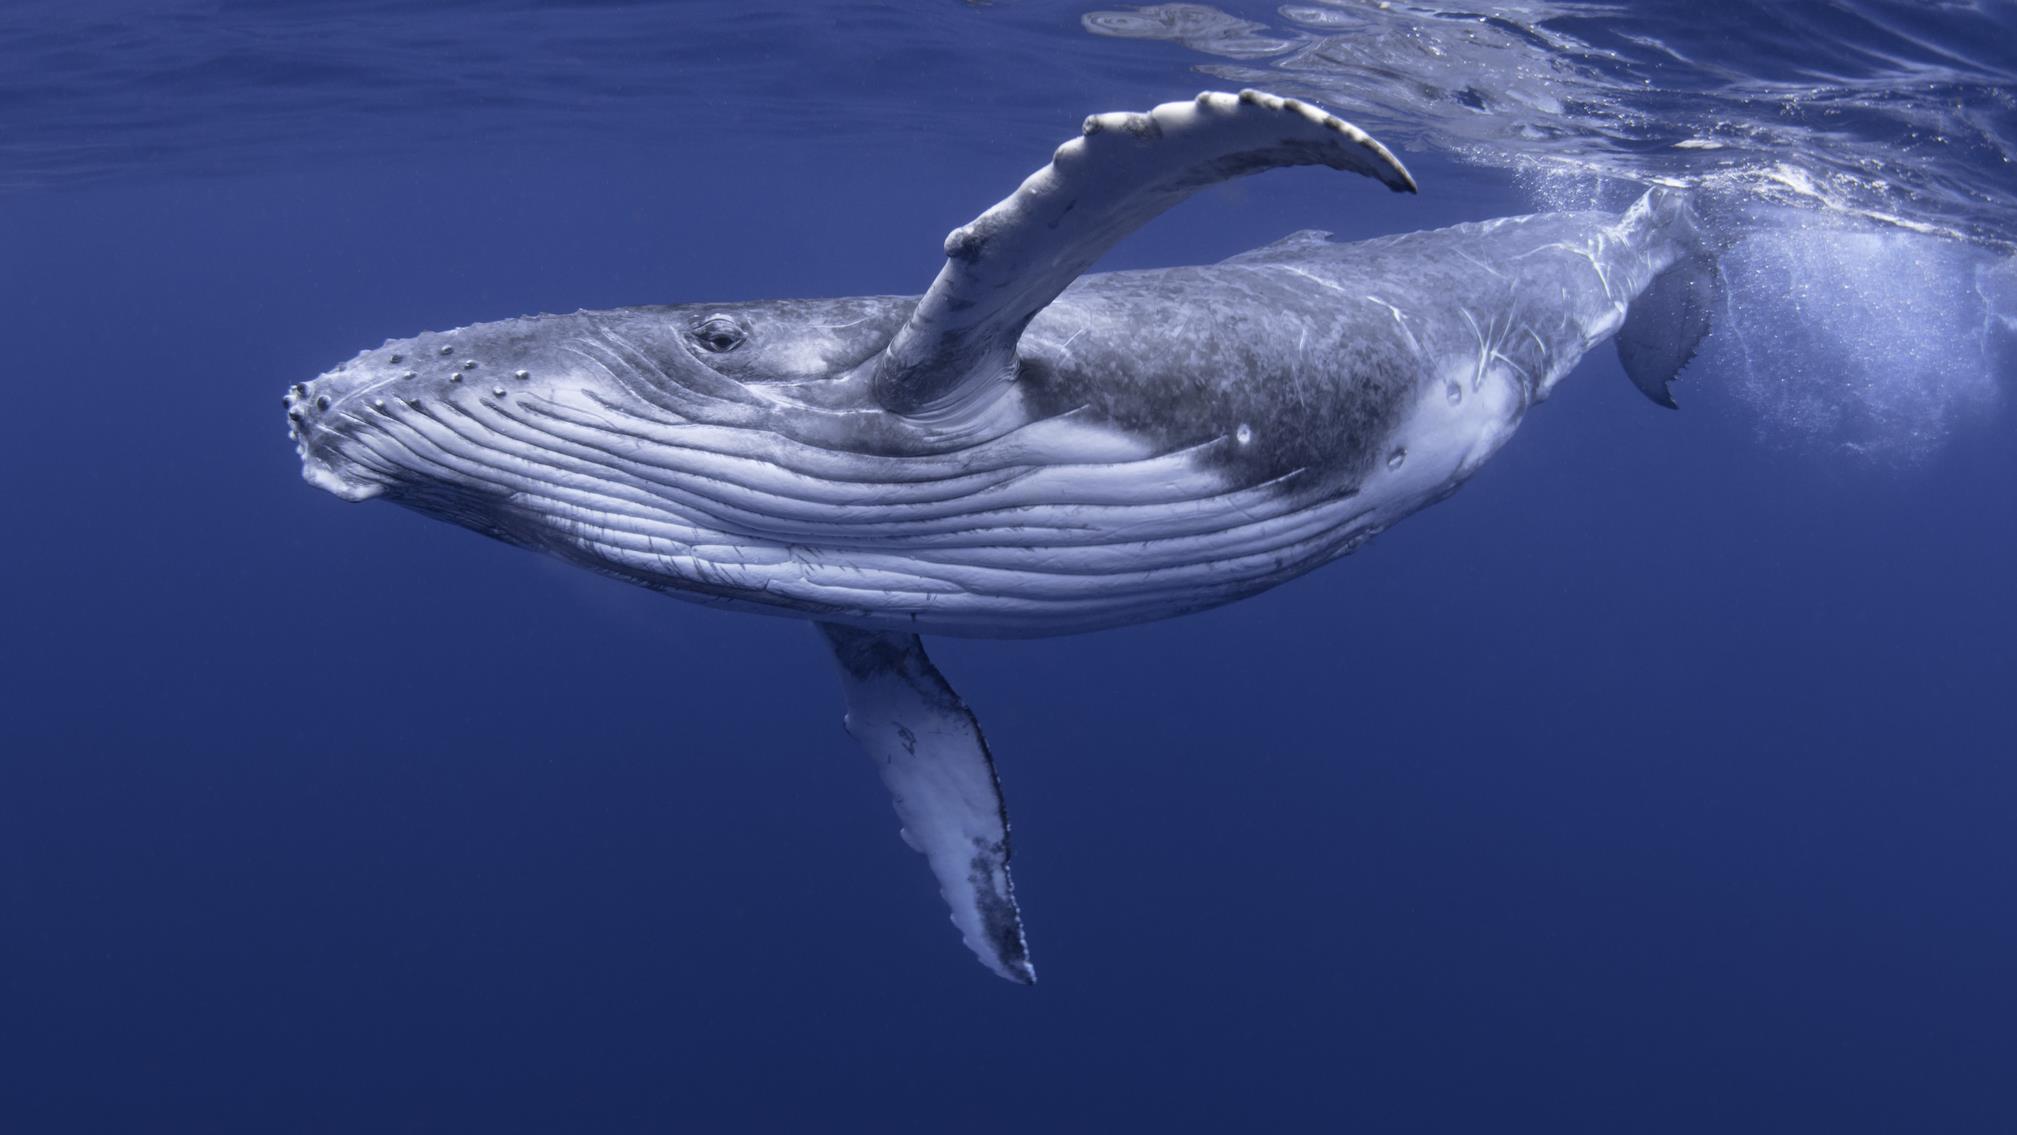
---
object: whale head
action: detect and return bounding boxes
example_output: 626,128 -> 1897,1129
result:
285,298 -> 912,577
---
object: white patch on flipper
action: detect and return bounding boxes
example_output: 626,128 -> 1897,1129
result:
817,624 -> 1034,984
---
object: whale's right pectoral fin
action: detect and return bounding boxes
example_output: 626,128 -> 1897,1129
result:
816,622 -> 1034,984
871,89 -> 1416,415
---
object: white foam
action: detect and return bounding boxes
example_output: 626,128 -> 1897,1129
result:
1699,220 -> 2005,464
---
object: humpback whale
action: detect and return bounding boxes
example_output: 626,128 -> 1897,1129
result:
284,90 -> 1715,983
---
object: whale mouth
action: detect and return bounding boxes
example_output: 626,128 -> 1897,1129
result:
284,379 -> 389,502
299,457 -> 386,502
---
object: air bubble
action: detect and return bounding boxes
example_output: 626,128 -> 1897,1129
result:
1706,224 -> 2003,464
1234,423 -> 1253,445
1386,448 -> 1406,470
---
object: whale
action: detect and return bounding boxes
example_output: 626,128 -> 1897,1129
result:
284,90 -> 1716,983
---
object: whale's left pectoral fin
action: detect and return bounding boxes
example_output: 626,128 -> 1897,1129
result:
871,89 -> 1415,415
816,623 -> 1034,984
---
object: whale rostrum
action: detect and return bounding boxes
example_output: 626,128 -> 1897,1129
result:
286,90 -> 1713,982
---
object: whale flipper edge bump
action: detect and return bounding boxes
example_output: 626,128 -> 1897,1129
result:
871,89 -> 1416,416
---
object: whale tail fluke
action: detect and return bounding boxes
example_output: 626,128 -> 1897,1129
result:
1617,189 -> 1722,409
1617,250 -> 1721,409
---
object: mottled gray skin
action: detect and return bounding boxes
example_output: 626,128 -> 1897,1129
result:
286,166 -> 1704,983
290,196 -> 1690,638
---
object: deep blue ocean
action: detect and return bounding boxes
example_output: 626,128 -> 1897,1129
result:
3,1 -> 2014,1130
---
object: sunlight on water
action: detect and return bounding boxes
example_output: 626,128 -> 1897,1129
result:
1084,0 -> 2017,249
1088,0 -> 2017,463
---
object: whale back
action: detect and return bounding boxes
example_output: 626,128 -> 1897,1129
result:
288,201 -> 1687,639
1015,207 -> 1662,490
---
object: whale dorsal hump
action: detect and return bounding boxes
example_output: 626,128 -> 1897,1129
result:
1219,228 -> 1338,264
871,90 -> 1416,415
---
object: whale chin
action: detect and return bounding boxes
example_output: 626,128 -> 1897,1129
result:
300,459 -> 385,503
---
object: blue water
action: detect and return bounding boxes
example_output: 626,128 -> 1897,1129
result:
3,2 -> 2013,1131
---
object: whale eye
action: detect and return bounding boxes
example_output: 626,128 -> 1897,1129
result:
691,315 -> 747,354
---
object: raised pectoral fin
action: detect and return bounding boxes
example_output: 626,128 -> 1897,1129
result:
872,89 -> 1416,415
816,623 -> 1034,984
